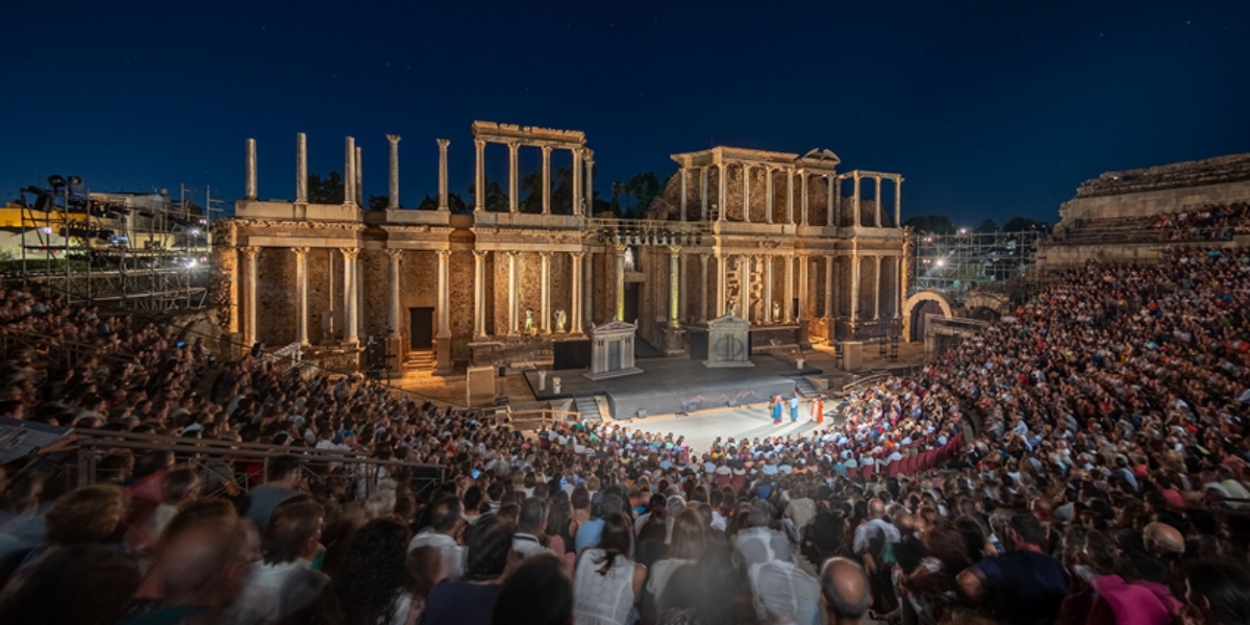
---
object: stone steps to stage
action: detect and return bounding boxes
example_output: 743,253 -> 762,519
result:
793,376 -> 821,398
574,394 -> 603,421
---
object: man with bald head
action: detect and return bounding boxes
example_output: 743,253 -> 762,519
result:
1143,521 -> 1185,557
852,498 -> 900,569
820,557 -> 871,625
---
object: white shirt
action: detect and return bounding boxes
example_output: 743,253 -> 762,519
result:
408,530 -> 465,580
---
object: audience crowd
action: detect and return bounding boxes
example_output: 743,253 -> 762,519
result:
0,244 -> 1249,625
1153,202 -> 1250,242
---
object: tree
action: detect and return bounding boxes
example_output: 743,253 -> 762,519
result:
467,179 -> 508,213
415,194 -> 438,211
904,215 -> 955,234
1002,216 -> 1049,232
974,218 -> 998,233
366,195 -> 388,211
307,172 -> 344,204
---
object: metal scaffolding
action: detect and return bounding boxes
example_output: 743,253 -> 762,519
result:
911,228 -> 1048,304
16,177 -> 215,311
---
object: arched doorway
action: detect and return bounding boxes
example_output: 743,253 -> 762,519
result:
910,300 -> 944,342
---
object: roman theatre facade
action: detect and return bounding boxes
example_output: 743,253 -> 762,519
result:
215,122 -> 907,373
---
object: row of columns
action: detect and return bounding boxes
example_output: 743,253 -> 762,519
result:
474,141 -> 593,215
675,162 -> 904,228
241,246 -> 362,348
470,251 -> 586,339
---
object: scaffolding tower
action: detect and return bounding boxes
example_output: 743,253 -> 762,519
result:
911,228 -> 1048,304
16,177 -> 214,311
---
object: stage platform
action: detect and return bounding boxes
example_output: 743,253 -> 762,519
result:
523,355 -> 822,420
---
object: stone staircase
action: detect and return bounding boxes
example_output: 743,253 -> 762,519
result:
405,350 -> 435,371
793,376 -> 821,398
574,394 -> 603,421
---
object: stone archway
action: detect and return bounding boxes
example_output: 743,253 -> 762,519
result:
901,290 -> 954,343
962,290 -> 1012,316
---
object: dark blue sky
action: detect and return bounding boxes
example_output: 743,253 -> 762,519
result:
3,0 -> 1248,225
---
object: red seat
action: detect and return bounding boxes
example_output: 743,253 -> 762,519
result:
903,455 -> 917,475
885,459 -> 900,477
862,463 -> 876,481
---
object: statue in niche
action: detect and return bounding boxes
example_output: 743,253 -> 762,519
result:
772,300 -> 781,323
524,308 -> 536,336
727,298 -> 737,317
623,247 -> 636,272
554,309 -> 567,333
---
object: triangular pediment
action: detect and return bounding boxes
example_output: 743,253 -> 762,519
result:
707,312 -> 750,327
590,320 -> 638,335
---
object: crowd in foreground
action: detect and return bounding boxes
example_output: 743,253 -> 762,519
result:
0,244 -> 1247,624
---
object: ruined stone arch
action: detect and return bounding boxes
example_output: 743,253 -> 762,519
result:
962,290 -> 1012,316
901,290 -> 954,343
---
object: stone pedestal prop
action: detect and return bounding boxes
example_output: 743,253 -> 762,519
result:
704,312 -> 754,369
538,370 -> 548,392
842,341 -> 864,371
660,325 -> 685,356
466,366 -> 497,407
583,320 -> 644,381
552,376 -> 562,394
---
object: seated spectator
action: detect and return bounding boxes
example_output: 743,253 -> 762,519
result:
574,512 -> 645,625
0,543 -> 139,625
143,468 -> 202,544
245,456 -> 303,532
958,513 -> 1069,625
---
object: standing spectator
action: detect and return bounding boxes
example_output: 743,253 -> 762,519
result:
645,509 -> 706,618
227,500 -> 328,625
819,557 -> 871,625
575,494 -> 623,554
573,512 -> 645,625
419,519 -> 513,625
958,513 -> 1069,625
492,553 -> 573,625
143,468 -> 202,543
408,496 -> 465,582
514,498 -> 553,560
1183,562 -> 1250,625
245,456 -> 302,532
324,518 -> 415,625
0,544 -> 139,625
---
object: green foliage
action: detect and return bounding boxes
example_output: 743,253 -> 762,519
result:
904,215 -> 956,234
366,195 -> 389,211
974,218 -> 998,233
415,194 -> 439,211
307,172 -> 344,204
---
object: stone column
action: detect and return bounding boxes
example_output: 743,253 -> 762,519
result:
826,175 -> 835,227
570,251 -> 583,334
474,139 -> 486,212
784,255 -> 794,323
717,162 -> 727,221
764,255 -> 774,323
895,254 -> 904,319
344,137 -> 356,207
613,243 -> 627,321
354,146 -> 363,205
242,246 -> 259,346
700,167 -> 709,221
540,146 -> 552,215
473,251 -> 487,338
437,139 -> 450,211
386,249 -> 403,335
571,149 -> 583,215
895,177 -> 903,227
742,164 -> 751,223
798,254 -> 809,321
340,248 -> 359,344
716,253 -> 727,317
873,254 -> 882,320
738,256 -> 750,323
584,149 -> 595,214
680,167 -> 688,222
824,255 -> 834,320
539,251 -> 551,333
295,133 -> 307,203
786,168 -> 795,225
507,142 -> 520,213
834,175 -> 842,226
584,251 -> 594,329
434,250 -> 452,374
507,251 -> 519,335
678,253 -> 689,322
245,139 -> 257,200
699,254 -> 710,321
668,246 -> 681,327
765,167 -> 774,224
850,253 -> 861,325
799,170 -> 809,226
437,250 -> 451,337
875,176 -> 883,227
386,134 -> 401,209
293,247 -> 309,345
852,171 -> 862,226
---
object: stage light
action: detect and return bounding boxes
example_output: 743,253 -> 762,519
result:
47,175 -> 66,188
935,259 -> 945,267
67,176 -> 82,187
189,229 -> 200,236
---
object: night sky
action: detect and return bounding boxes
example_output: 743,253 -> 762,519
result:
3,0 -> 1248,226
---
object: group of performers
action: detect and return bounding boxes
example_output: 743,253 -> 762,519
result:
769,394 -> 824,425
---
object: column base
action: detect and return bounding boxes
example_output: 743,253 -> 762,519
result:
660,325 -> 685,356
434,334 -> 454,376
796,320 -> 812,350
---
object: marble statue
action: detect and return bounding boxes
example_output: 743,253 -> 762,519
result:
524,308 -> 535,336
624,247 -> 636,272
554,309 -> 567,333
727,298 -> 737,317
772,300 -> 781,323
